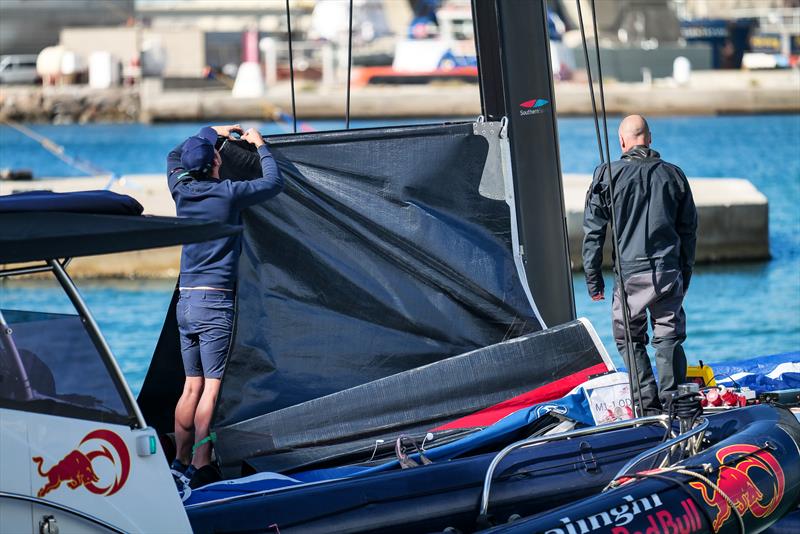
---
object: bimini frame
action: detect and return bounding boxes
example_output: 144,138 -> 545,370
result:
0,258 -> 146,429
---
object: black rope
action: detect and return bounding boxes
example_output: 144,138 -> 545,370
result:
709,373 -> 741,388
587,0 -> 644,417
345,0 -> 354,129
575,1 -> 603,163
285,0 -> 297,133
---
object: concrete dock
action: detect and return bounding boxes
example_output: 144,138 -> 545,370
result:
1,70 -> 798,123
562,174 -> 769,270
134,70 -> 800,121
1,173 -> 768,278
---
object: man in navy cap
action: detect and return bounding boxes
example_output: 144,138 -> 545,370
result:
166,124 -> 284,489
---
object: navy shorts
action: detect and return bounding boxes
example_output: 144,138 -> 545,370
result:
176,289 -> 235,379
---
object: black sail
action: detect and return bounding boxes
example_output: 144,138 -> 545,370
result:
217,123 -> 540,426
140,0 -> 585,475
139,123 -> 544,442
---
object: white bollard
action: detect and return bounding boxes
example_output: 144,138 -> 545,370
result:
232,62 -> 265,98
641,67 -> 652,86
89,51 -> 120,89
673,56 -> 691,86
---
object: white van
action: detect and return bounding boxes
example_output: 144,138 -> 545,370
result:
0,54 -> 39,84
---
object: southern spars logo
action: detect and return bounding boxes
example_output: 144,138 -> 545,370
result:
520,99 -> 549,116
32,429 -> 131,498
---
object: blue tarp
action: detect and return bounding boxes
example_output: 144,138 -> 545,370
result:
184,351 -> 800,506
184,386 -> 594,505
0,190 -> 143,215
711,351 -> 800,392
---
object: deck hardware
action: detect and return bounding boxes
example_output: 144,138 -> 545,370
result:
479,415 -> 671,517
2,491 -> 125,532
395,435 -> 432,468
579,441 -> 598,471
39,515 -> 58,534
605,417 -> 710,490
368,439 -> 385,462
136,432 -> 158,456
421,432 -> 435,452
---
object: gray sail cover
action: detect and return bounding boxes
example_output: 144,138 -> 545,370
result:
215,123 -> 540,423
139,123 -> 606,474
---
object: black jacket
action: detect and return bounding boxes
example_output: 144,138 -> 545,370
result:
582,146 -> 697,297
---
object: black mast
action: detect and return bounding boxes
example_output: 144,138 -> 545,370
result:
472,0 -> 576,327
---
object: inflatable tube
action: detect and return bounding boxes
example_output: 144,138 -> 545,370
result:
187,406 -> 799,533
484,405 -> 800,534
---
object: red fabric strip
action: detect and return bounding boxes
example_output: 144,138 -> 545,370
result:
432,362 -> 610,431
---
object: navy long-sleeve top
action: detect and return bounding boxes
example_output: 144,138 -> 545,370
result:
167,131 -> 284,289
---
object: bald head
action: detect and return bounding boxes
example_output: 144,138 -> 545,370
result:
618,114 -> 651,152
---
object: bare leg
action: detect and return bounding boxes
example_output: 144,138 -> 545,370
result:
191,377 -> 222,468
174,376 -> 204,465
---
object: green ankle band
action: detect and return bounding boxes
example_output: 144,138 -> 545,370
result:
192,431 -> 217,455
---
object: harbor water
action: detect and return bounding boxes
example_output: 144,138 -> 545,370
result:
1,115 -> 799,394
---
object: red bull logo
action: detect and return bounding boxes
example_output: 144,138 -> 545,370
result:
32,429 -> 131,498
689,443 -> 785,532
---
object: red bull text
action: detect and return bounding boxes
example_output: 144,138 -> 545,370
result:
544,493 -> 664,534
543,494 -> 706,534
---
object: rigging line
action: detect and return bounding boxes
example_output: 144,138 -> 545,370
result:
204,72 -> 314,133
587,0 -> 644,417
345,0 -> 354,129
285,0 -> 298,133
2,119 -> 119,188
574,0 -> 604,163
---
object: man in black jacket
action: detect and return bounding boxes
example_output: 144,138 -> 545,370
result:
583,115 -> 697,414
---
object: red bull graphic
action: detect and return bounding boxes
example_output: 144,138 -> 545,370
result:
689,443 -> 785,532
32,429 -> 131,498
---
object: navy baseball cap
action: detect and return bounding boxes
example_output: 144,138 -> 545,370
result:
181,127 -> 219,172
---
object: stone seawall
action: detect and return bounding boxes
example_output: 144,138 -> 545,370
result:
562,175 -> 769,270
0,86 -> 139,124
1,174 -> 769,278
1,70 -> 797,123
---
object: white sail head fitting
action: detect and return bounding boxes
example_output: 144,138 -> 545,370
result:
474,116 -> 546,329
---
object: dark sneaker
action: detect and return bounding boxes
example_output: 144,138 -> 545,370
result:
171,460 -> 189,490
188,464 -> 222,489
184,464 -> 197,480
170,459 -> 188,477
